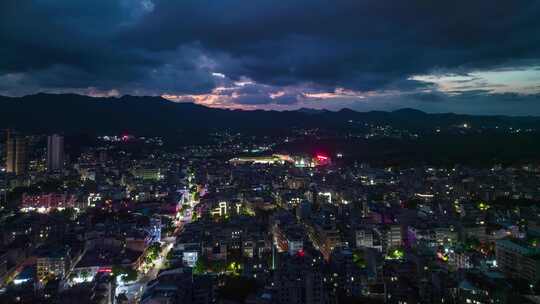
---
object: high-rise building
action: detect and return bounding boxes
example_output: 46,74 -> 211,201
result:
6,131 -> 14,173
36,247 -> 70,282
496,239 -> 540,282
274,253 -> 329,304
5,130 -> 27,175
47,134 -> 64,172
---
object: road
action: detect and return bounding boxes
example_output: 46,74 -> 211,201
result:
115,238 -> 175,303
114,198 -> 194,303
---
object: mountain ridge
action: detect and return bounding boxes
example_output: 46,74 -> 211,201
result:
1,93 -> 540,136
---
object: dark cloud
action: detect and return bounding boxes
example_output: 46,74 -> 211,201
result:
0,0 -> 215,95
123,0 -> 540,90
0,1 -> 150,73
0,0 -> 539,113
233,93 -> 300,106
409,92 -> 448,103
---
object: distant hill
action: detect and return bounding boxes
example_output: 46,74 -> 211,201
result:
1,93 -> 540,136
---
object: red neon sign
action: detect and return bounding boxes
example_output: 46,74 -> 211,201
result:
316,155 -> 328,160
98,267 -> 112,273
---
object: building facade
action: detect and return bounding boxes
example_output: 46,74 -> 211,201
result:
47,134 -> 64,172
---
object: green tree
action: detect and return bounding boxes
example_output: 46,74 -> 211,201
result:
123,268 -> 138,282
212,260 -> 227,273
80,270 -> 89,280
112,265 -> 138,282
193,256 -> 208,275
352,250 -> 367,269
227,261 -> 242,276
146,242 -> 162,263
385,247 -> 405,260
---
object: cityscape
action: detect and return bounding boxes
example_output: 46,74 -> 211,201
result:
1,121 -> 540,304
2,1 -> 540,304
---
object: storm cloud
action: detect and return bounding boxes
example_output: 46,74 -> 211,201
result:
1,0 -> 539,113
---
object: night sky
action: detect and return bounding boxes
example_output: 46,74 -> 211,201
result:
1,1 -> 540,115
